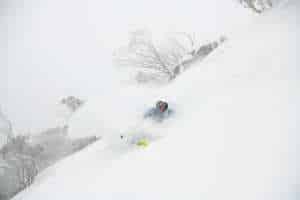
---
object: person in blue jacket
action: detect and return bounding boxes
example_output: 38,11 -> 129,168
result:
144,100 -> 173,122
120,100 -> 173,140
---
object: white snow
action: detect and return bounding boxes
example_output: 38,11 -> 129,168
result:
2,0 -> 299,200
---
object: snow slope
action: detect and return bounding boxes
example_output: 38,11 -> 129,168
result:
12,0 -> 299,200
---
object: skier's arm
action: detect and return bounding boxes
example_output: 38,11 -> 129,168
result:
167,109 -> 174,116
143,108 -> 154,119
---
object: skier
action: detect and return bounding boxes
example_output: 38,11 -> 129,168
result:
143,100 -> 173,122
120,100 -> 173,144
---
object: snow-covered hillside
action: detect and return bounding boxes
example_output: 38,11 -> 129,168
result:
7,0 -> 300,200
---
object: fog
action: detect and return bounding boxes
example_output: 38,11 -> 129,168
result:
0,0 -> 251,133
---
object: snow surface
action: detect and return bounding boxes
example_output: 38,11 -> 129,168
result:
4,0 -> 300,200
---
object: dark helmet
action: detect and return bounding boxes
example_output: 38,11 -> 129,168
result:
156,100 -> 168,112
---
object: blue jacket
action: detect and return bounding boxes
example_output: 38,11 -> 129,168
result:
143,107 -> 173,122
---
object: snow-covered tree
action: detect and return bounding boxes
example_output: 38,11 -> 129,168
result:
239,0 -> 273,13
114,30 -> 199,82
60,96 -> 85,113
0,106 -> 13,146
114,30 -> 226,84
60,96 -> 85,125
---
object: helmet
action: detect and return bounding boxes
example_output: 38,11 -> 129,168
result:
156,100 -> 168,112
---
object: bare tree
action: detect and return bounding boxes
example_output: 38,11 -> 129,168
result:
114,30 -> 198,82
115,30 -> 226,84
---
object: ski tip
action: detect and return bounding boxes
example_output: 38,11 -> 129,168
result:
136,138 -> 149,148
